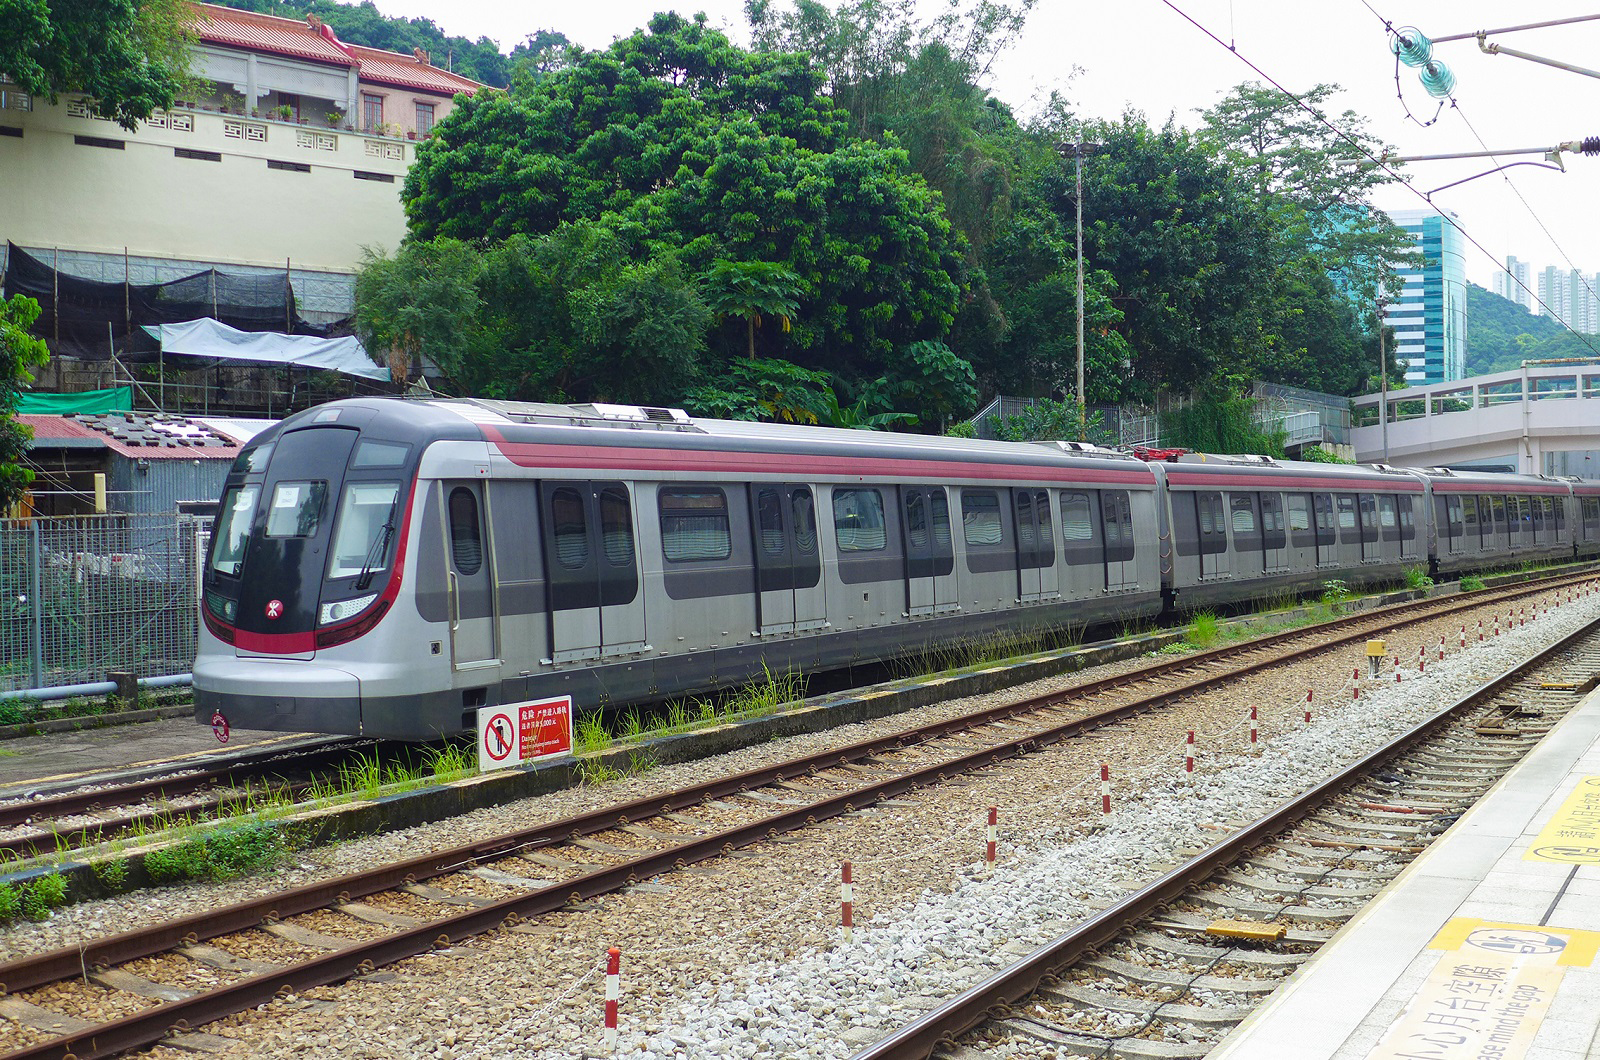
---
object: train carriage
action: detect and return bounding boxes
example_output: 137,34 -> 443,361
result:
1414,467 -> 1575,576
196,399 -> 1168,740
1150,453 -> 1426,609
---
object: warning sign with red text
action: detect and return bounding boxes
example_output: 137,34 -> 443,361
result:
476,697 -> 574,773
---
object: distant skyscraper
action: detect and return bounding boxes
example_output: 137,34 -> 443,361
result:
1530,265 -> 1600,333
1384,207 -> 1467,384
1494,255 -> 1534,311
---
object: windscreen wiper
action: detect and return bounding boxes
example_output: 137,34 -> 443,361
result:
354,506 -> 397,591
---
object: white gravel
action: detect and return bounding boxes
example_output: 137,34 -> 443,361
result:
472,588 -> 1600,1060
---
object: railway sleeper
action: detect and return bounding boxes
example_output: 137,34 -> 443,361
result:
985,1020 -> 1211,1060
1214,869 -> 1381,900
1237,856 -> 1395,882
1082,954 -> 1282,995
1125,930 -> 1309,968
1173,893 -> 1354,925
1038,981 -> 1255,1024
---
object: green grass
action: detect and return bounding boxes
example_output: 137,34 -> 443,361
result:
143,821 -> 296,883
1404,566 -> 1435,591
1185,611 -> 1221,649
1460,575 -> 1486,591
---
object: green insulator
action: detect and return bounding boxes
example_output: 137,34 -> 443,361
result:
1419,59 -> 1457,98
1389,26 -> 1433,67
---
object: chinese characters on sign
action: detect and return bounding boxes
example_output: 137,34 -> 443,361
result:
1525,776 -> 1600,864
476,697 -> 574,773
1365,919 -> 1600,1060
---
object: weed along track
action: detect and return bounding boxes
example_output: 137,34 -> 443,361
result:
0,577 -> 1596,1058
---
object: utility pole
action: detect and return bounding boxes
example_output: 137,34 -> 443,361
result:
1379,301 -> 1390,461
1059,139 -> 1102,439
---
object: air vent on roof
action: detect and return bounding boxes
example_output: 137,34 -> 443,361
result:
457,399 -> 701,432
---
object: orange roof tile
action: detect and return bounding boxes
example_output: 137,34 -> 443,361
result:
189,2 -> 356,67
345,43 -> 482,97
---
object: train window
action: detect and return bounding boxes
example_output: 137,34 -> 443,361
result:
834,488 -> 887,552
962,491 -> 1004,547
1015,492 -> 1036,553
1585,497 -> 1600,529
1357,494 -> 1378,544
793,489 -> 819,555
1061,491 -> 1099,566
447,487 -> 483,575
266,481 -> 328,539
930,491 -> 952,552
1035,491 -> 1053,554
1378,495 -> 1398,542
351,440 -> 410,469
661,488 -> 732,561
229,442 -> 274,475
1554,497 -> 1567,532
599,487 -> 634,566
1229,495 -> 1257,534
1103,491 -> 1134,563
1198,492 -> 1226,556
1336,494 -> 1358,533
1287,495 -> 1310,530
1461,495 -> 1479,536
1398,496 -> 1416,540
329,482 -> 400,579
1260,493 -> 1286,551
1313,494 -> 1336,545
209,485 -> 260,576
759,489 -> 786,555
905,491 -> 929,550
550,487 -> 589,569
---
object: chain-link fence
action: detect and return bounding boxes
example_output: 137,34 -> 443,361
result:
0,514 -> 205,694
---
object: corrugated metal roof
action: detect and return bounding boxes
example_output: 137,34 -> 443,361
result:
345,43 -> 482,96
24,414 -> 243,461
195,418 -> 277,446
190,2 -> 356,67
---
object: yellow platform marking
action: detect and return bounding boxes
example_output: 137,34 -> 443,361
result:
1524,775 -> 1600,864
1365,918 -> 1598,1060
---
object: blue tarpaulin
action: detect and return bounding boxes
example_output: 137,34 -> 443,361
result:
142,319 -> 388,382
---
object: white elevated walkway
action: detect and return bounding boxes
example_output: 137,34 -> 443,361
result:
1352,362 -> 1600,475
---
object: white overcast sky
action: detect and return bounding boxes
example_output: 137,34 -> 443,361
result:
382,0 -> 1600,294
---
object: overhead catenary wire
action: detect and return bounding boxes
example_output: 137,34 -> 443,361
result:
1152,0 -> 1600,364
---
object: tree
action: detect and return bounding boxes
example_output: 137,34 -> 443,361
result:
1,295 -> 50,511
1,0 -> 194,128
354,226 -> 711,402
401,13 -> 965,389
703,260 -> 800,359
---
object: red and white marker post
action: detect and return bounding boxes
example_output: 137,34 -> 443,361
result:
984,806 -> 998,874
603,947 -> 621,1053
1305,689 -> 1313,724
840,862 -> 854,942
1249,706 -> 1259,746
1100,764 -> 1112,816
1185,729 -> 1196,775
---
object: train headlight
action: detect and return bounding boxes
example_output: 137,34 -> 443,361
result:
320,593 -> 378,625
205,591 -> 237,623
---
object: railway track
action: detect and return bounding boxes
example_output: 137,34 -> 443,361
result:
850,608 -> 1600,1059
0,578 -> 1593,1058
0,571 -> 1584,867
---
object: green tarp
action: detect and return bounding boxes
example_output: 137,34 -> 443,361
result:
16,387 -> 134,414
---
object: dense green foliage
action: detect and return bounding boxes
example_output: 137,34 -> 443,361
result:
1465,283 -> 1600,375
1159,386 -> 1287,458
208,0 -> 564,87
344,2 -> 1408,440
1,296 -> 50,510
1,0 -> 193,127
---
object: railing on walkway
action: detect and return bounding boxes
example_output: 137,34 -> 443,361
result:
1,514 -> 204,695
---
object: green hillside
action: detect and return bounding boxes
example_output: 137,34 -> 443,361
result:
1466,282 -> 1600,375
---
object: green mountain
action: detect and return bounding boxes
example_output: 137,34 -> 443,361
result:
1465,282 -> 1600,375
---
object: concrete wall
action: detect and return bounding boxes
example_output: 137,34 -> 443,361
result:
0,91 -> 411,273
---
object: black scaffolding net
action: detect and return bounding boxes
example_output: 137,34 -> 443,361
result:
2,244 -> 340,360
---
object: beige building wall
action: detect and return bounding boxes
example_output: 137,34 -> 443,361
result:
0,92 -> 410,273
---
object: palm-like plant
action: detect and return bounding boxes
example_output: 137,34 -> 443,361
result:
703,260 -> 802,359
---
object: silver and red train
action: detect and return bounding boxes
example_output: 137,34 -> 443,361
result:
194,397 -> 1600,740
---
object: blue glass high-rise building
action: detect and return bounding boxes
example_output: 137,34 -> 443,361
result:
1383,207 -> 1467,384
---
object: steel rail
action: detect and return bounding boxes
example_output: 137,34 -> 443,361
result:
847,612 -> 1600,1060
0,575 -> 1588,1058
0,574 -> 1583,993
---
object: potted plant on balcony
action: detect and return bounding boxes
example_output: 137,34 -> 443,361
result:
275,104 -> 294,122
325,110 -> 342,127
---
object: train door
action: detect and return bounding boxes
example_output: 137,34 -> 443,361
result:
1102,490 -> 1136,590
1197,491 -> 1229,579
539,481 -> 644,664
1358,493 -> 1379,562
1313,493 -> 1336,566
444,483 -> 497,670
1260,493 -> 1288,572
901,486 -> 957,616
751,484 -> 826,634
1014,489 -> 1056,602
